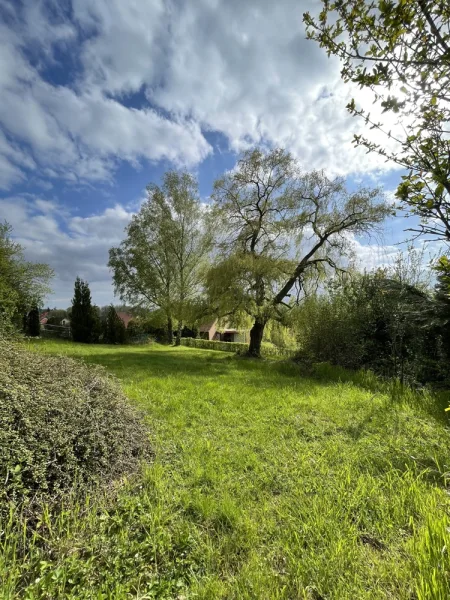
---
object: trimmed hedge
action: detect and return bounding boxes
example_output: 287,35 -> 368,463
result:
180,337 -> 295,358
0,340 -> 151,516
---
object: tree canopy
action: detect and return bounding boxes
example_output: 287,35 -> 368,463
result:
71,277 -> 99,343
0,222 -> 53,332
109,171 -> 211,343
208,148 -> 391,356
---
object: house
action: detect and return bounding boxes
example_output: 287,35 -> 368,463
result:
39,312 -> 49,325
116,311 -> 133,328
199,320 -> 218,340
61,318 -> 71,326
199,319 -> 248,343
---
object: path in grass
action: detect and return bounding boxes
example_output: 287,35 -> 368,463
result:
7,340 -> 450,599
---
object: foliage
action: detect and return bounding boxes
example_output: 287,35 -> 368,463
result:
126,318 -> 144,338
0,340 -> 151,521
180,336 -> 295,358
294,259 -> 444,384
304,0 -> 450,245
0,222 -> 53,333
70,277 -> 99,343
25,305 -> 40,337
103,305 -> 127,344
209,148 -> 391,356
2,340 -> 449,599
263,319 -> 297,349
127,309 -> 172,343
109,170 -> 211,344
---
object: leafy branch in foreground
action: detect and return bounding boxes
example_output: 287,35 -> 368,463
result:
304,0 -> 450,243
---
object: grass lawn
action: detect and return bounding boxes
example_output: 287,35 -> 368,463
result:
2,340 -> 450,599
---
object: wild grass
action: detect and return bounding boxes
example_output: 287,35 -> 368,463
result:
1,339 -> 450,599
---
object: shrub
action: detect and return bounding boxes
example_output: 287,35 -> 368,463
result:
293,270 -> 444,385
0,340 -> 151,517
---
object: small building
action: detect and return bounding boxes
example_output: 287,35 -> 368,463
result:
116,312 -> 133,328
199,320 -> 218,340
61,318 -> 71,326
199,319 -> 248,343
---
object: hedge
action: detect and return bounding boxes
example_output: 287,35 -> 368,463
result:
180,337 -> 295,358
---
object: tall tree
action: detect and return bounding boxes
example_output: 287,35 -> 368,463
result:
103,305 -> 127,345
304,0 -> 450,244
208,148 -> 390,356
71,277 -> 97,343
0,222 -> 53,333
109,171 -> 211,344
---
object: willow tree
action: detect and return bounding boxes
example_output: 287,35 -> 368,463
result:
109,171 -> 211,344
208,148 -> 391,357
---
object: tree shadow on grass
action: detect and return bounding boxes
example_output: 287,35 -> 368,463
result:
67,349 -> 232,382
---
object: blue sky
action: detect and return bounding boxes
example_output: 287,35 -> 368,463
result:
0,0 -> 426,307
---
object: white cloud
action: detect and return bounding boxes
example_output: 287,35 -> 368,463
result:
0,194 -> 135,306
71,0 -> 402,176
0,0 -> 404,192
0,9 -> 211,189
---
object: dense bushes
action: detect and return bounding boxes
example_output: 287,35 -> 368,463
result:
0,340 -> 151,517
294,269 -> 446,385
181,337 -> 294,358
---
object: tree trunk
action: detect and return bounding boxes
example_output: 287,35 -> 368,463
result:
248,318 -> 266,357
167,315 -> 173,344
175,321 -> 183,346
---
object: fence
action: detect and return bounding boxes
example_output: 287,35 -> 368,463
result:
41,324 -> 71,339
180,337 -> 295,359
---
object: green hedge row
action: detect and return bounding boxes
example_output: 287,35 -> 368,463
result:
180,337 -> 295,358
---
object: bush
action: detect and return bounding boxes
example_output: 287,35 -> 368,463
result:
180,337 -> 294,358
0,340 -> 151,517
293,270 -> 441,384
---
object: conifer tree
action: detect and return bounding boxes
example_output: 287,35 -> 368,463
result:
104,305 -> 126,344
71,277 -> 96,343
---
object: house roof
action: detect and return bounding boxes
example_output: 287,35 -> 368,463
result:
39,311 -> 49,324
116,312 -> 133,328
199,320 -> 216,332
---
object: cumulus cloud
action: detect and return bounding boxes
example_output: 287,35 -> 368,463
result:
0,3 -> 211,189
0,194 -> 133,306
72,0 -> 402,176
0,0 -> 404,192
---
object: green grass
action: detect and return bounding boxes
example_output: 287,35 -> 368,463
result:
2,339 -> 450,599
